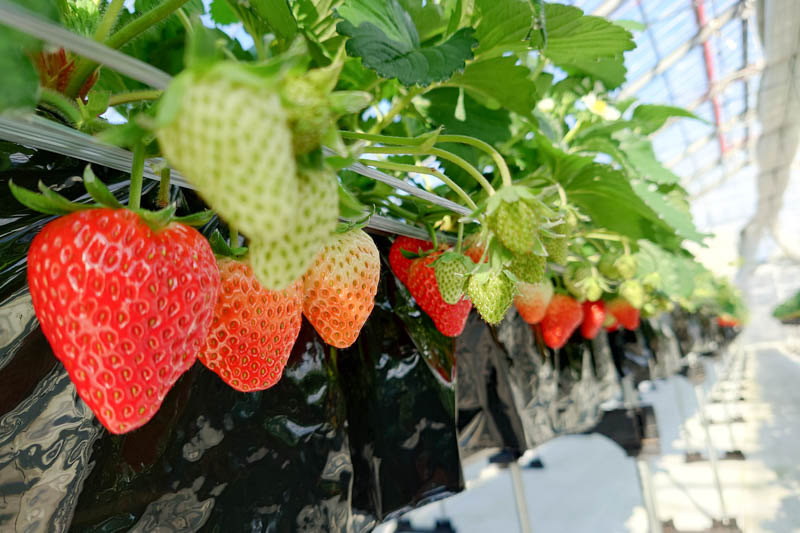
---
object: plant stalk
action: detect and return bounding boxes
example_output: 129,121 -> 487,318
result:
438,134 -> 512,188
38,88 -> 82,126
93,0 -> 125,42
357,158 -> 478,211
66,0 -> 192,98
109,90 -> 163,107
129,143 -> 145,210
368,86 -> 426,134
360,146 -> 495,196
157,167 -> 171,207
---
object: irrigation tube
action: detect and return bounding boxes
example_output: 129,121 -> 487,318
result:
0,115 -> 454,241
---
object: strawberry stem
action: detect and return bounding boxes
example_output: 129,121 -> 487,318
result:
360,146 -> 495,197
38,88 -> 82,126
66,0 -> 192,98
109,90 -> 163,106
357,158 -> 478,210
157,167 -> 171,207
229,226 -> 239,247
93,0 -> 125,42
438,135 -> 512,188
129,143 -> 145,209
456,222 -> 464,254
367,86 -> 426,134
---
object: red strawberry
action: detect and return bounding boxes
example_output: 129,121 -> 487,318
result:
607,298 -> 640,330
197,258 -> 302,392
717,315 -> 739,327
407,252 -> 471,337
389,236 -> 434,286
27,209 -> 219,434
514,280 -> 553,325
580,300 -> 606,339
302,229 -> 380,348
540,293 -> 584,349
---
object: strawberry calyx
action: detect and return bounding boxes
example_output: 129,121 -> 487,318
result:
9,164 -> 212,230
208,229 -> 248,259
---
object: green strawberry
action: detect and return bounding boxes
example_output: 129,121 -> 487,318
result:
543,222 -> 569,265
157,62 -> 297,245
620,280 -> 645,309
598,254 -> 621,280
282,69 -> 336,155
563,264 -> 589,301
467,270 -> 516,324
509,252 -> 546,284
488,200 -> 539,254
249,167 -> 339,290
642,271 -> 662,291
615,255 -> 637,280
433,251 -> 472,304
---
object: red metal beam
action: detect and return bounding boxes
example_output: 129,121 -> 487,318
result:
694,0 -> 729,154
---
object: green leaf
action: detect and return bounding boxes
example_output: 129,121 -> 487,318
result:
337,0 -> 476,87
629,179 -> 706,242
425,88 -> 511,145
631,104 -> 703,135
0,44 -> 40,112
535,137 -> 676,244
561,56 -> 628,89
634,241 -> 694,300
226,0 -> 298,44
208,229 -> 247,257
446,56 -> 538,116
616,133 -> 680,185
473,0 -> 533,55
531,3 -> 634,88
397,0 -> 448,42
209,0 -> 239,25
614,20 -> 646,32
83,165 -> 123,208
173,209 -> 215,226
9,181 -> 88,216
338,182 -> 369,219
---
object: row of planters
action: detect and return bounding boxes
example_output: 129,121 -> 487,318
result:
0,0 -> 746,531
0,157 -> 741,530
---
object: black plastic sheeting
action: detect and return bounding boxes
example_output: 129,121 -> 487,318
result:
0,142 -> 741,531
0,145 -> 463,532
455,310 -> 622,456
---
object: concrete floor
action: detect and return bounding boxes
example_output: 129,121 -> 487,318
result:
376,339 -> 800,533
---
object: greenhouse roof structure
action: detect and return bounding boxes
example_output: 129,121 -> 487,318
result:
572,0 -> 800,274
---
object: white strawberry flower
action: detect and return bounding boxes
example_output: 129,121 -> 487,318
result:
581,93 -> 621,121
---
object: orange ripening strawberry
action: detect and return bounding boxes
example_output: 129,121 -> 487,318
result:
389,236 -> 434,286
302,229 -> 380,348
540,293 -> 584,349
197,258 -> 302,392
27,208 -> 219,434
514,280 -> 553,325
464,238 -> 488,264
580,300 -> 606,339
607,298 -> 640,330
407,252 -> 472,337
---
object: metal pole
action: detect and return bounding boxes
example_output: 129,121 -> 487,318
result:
671,376 -> 696,452
635,459 -> 664,533
509,460 -> 533,533
693,383 -> 731,523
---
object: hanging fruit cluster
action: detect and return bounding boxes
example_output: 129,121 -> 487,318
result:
2,0 -> 746,434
